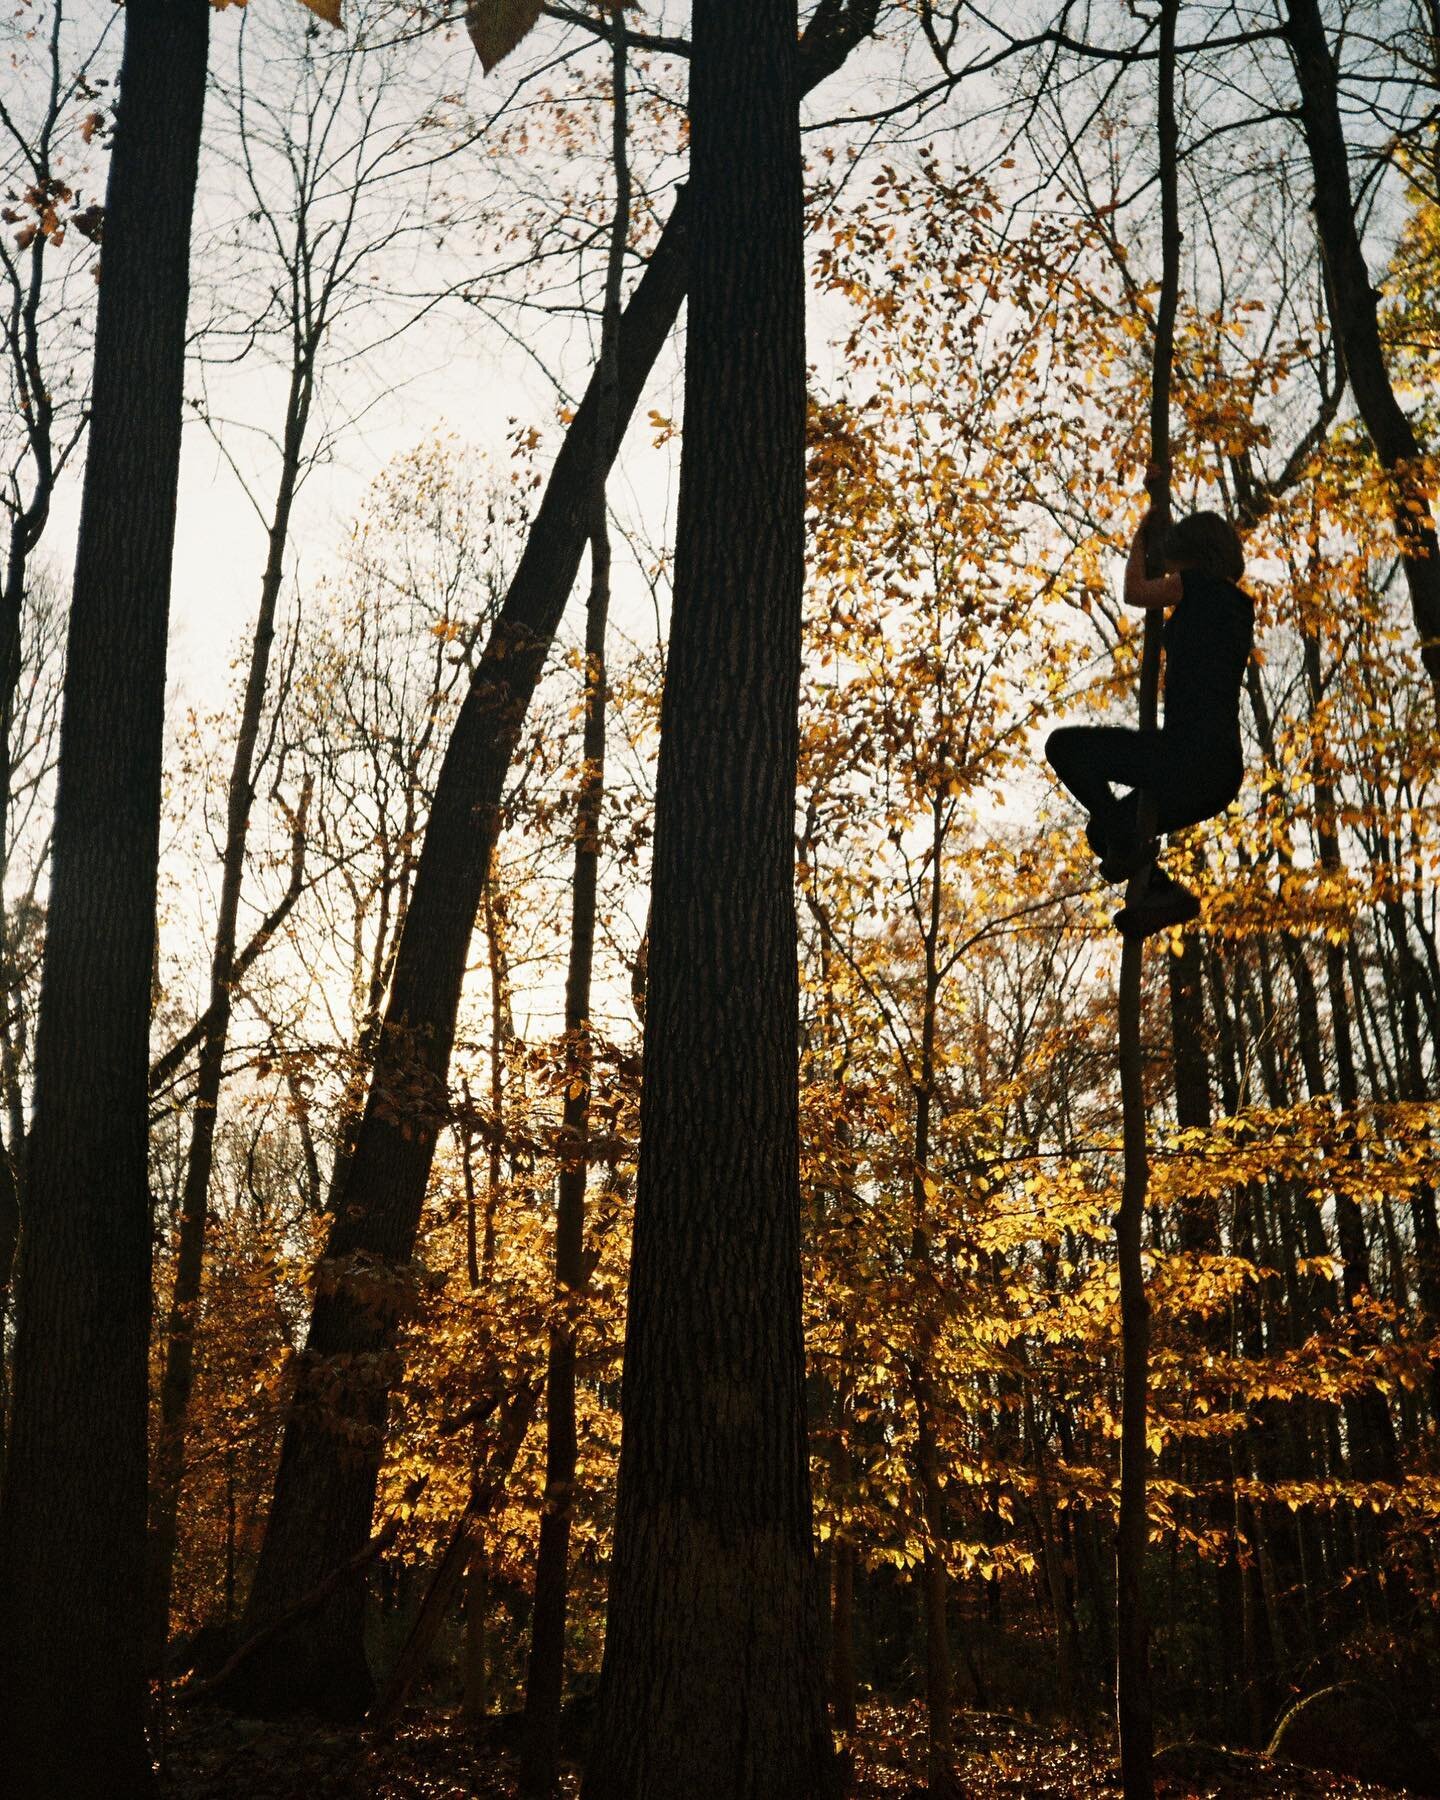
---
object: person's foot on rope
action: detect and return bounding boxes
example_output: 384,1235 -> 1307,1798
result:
1115,868 -> 1199,938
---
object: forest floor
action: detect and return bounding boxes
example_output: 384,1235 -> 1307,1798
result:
158,1701 -> 1415,1799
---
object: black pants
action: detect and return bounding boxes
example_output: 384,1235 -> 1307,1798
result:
1044,725 -> 1242,845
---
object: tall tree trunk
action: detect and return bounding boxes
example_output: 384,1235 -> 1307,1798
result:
519,22 -> 629,1795
908,793 -> 958,1794
147,352 -> 315,1667
0,0 -> 209,1791
461,874 -> 509,1720
221,2 -> 877,1719
1284,0 -> 1440,704
1114,9 -> 1180,1792
1115,934 -> 1156,1800
481,866 -> 510,1281
582,3 -> 832,1794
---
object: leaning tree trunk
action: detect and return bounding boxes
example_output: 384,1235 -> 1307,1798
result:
581,2 -> 833,1795
0,0 -> 209,1792
1284,0 -> 1440,706
220,1 -> 879,1720
221,169 -> 695,1728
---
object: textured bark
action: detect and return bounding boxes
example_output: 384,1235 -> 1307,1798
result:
1284,0 -> 1440,704
581,2 -> 833,1794
224,0 -> 878,1720
180,1510 -> 405,1708
0,1 -> 209,1791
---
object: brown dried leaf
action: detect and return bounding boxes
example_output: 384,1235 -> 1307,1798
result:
465,0 -> 542,73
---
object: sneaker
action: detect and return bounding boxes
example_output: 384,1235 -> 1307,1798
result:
1115,872 -> 1200,938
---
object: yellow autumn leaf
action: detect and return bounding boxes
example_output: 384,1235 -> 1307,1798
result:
293,0 -> 342,24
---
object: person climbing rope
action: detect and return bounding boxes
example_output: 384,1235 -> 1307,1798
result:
1045,462 -> 1253,936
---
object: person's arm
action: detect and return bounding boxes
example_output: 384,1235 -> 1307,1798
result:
1123,519 -> 1181,609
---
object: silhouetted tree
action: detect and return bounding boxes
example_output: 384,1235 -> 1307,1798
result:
583,2 -> 833,1793
0,0 -> 210,1790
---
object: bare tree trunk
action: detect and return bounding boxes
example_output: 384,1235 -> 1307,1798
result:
0,1 -> 209,1790
1115,933 -> 1156,1800
461,871 -> 509,1722
482,865 -> 511,1280
148,359 -> 315,1665
1114,8 -> 1180,1791
908,795 -> 958,1794
519,22 -> 629,1797
582,4 -> 835,1794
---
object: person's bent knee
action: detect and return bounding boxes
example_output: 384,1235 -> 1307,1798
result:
1044,726 -> 1084,775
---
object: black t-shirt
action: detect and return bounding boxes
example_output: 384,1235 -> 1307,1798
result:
1163,569 -> 1253,746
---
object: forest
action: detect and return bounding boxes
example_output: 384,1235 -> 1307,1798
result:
1,0 -> 1439,1796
